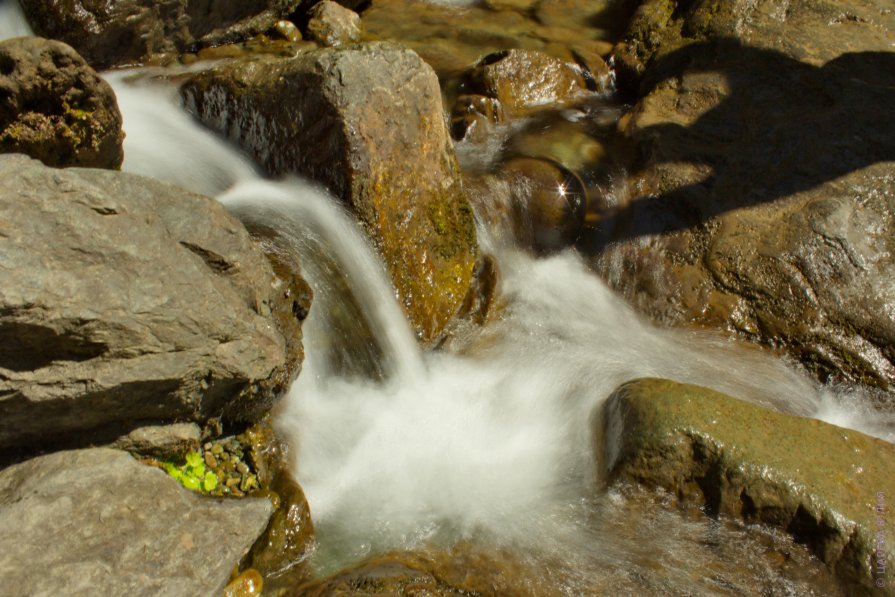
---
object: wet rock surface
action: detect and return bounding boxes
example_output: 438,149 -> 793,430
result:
292,547 -> 558,596
0,448 -> 273,597
586,0 -> 895,390
18,0 -> 304,69
603,378 -> 895,594
500,157 -> 587,252
181,43 -> 477,341
0,154 -> 304,448
305,1 -> 361,48
361,0 -> 623,84
0,37 -> 124,169
468,49 -> 590,116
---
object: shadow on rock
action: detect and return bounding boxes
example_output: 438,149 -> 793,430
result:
589,38 -> 895,244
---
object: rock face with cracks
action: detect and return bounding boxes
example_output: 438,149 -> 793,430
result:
181,43 -> 477,342
0,37 -> 124,170
0,155 -> 305,448
0,448 -> 273,597
603,378 -> 895,595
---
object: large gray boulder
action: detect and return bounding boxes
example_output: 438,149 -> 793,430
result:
0,448 -> 273,597
589,0 -> 895,390
19,0 -> 303,69
0,37 -> 124,169
603,378 -> 895,595
0,154 -> 304,448
181,43 -> 477,342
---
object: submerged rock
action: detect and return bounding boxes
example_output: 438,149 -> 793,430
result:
0,154 -> 305,449
19,0 -> 303,69
588,0 -> 895,390
500,157 -> 586,252
292,546 -> 567,596
0,37 -> 124,169
602,378 -> 895,595
181,43 -> 477,342
0,448 -> 273,597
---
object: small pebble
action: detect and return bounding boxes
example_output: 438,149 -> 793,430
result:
236,461 -> 249,475
223,568 -> 263,597
204,451 -> 217,468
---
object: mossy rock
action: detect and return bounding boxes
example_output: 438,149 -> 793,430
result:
181,43 -> 477,342
0,37 -> 123,169
602,378 -> 895,595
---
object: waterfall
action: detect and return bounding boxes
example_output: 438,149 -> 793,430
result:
0,1 -> 30,39
218,179 -> 426,383
106,72 -> 259,198
2,30 -> 891,589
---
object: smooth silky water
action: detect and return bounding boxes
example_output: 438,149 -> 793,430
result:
2,6 -> 890,593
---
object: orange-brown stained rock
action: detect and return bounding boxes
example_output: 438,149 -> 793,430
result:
181,43 -> 477,342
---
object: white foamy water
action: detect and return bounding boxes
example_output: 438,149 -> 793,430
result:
106,71 -> 258,197
0,1 -> 31,40
218,179 -> 425,383
54,67 -> 894,593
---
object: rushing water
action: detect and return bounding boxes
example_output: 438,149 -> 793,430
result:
0,0 -> 30,39
2,6 -> 890,593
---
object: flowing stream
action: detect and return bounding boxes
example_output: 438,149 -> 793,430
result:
3,4 -> 892,593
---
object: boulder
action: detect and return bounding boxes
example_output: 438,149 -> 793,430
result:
110,422 -> 202,458
0,37 -> 124,169
19,0 -> 303,69
181,43 -> 477,341
468,49 -> 590,115
588,0 -> 895,389
602,378 -> 895,595
305,1 -> 361,48
0,448 -> 273,597
0,154 -> 305,449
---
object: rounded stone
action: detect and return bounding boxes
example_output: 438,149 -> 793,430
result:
501,157 -> 587,252
0,37 -> 124,169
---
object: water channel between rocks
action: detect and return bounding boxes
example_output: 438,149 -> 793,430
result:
109,73 -> 890,595
3,3 -> 892,594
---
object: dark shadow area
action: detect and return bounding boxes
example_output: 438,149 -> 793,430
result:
580,38 -> 895,251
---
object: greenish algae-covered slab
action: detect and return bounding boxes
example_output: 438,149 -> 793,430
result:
603,378 -> 895,595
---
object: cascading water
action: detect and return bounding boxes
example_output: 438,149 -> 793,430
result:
0,1 -> 30,40
3,13 -> 891,591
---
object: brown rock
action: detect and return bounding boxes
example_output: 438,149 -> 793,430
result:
449,94 -> 506,142
0,37 -> 124,169
181,43 -> 477,341
0,448 -> 273,597
469,49 -> 590,115
292,545 -> 566,597
501,157 -> 587,252
110,423 -> 202,458
588,0 -> 895,389
305,1 -> 361,48
602,378 -> 895,595
0,154 -> 303,449
19,0 -> 304,69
